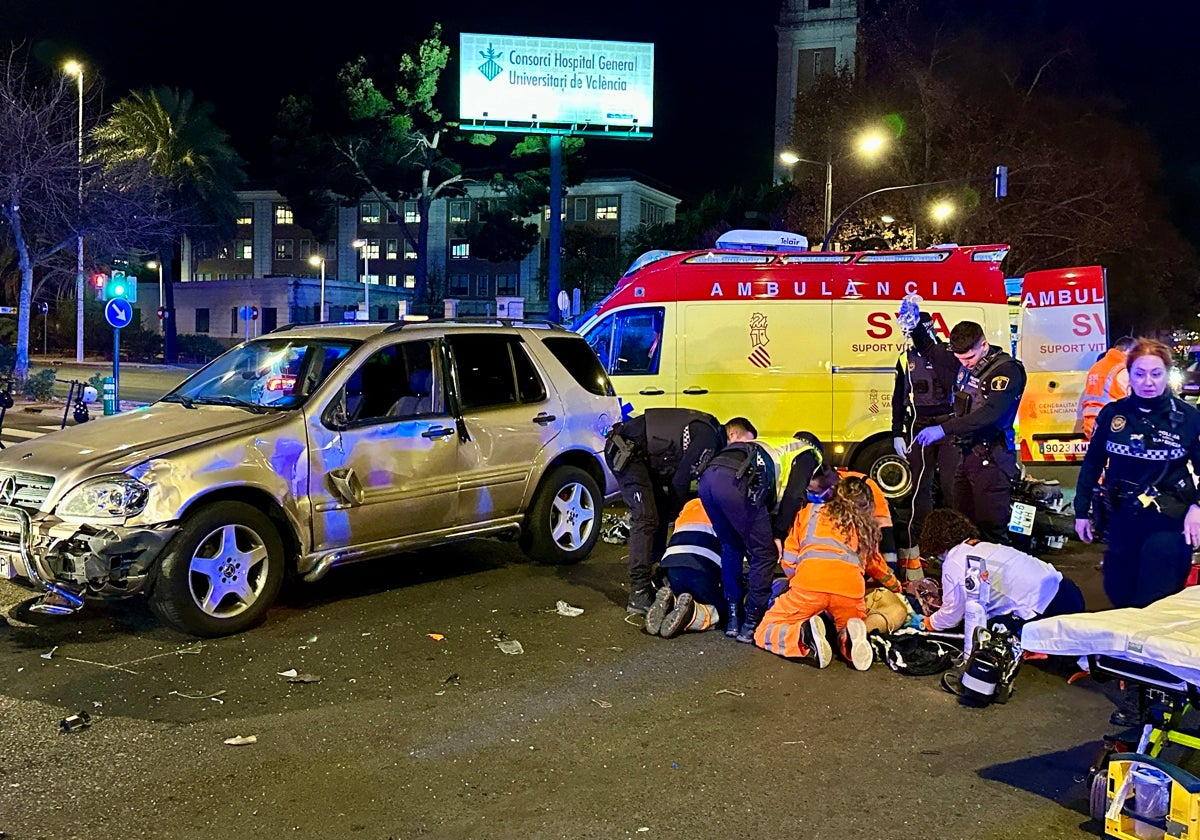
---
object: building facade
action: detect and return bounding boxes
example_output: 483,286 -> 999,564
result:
774,0 -> 861,182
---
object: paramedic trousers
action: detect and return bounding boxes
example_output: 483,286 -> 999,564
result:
754,587 -> 866,658
953,441 -> 1017,544
698,462 -> 777,622
614,458 -> 670,593
1104,505 -> 1192,608
908,433 -> 961,549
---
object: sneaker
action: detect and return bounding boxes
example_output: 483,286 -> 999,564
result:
845,618 -> 872,671
626,587 -> 654,616
659,593 -> 695,639
800,614 -> 832,668
643,584 -> 674,635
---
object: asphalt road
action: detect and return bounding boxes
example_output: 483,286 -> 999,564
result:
0,530 -> 1135,840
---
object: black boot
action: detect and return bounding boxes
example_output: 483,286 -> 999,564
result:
736,612 -> 763,644
725,601 -> 742,638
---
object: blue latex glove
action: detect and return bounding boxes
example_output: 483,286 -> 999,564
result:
906,613 -> 926,630
914,425 -> 945,446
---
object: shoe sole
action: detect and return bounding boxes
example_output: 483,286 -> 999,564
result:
808,615 -> 832,668
643,588 -> 673,635
846,618 -> 871,671
660,594 -> 694,638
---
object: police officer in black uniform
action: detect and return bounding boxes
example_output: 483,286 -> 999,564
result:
697,417 -> 777,642
1075,338 -> 1200,609
892,310 -> 961,563
913,320 -> 1026,543
605,408 -> 725,615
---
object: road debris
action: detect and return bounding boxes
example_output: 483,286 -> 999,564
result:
287,674 -> 321,684
426,633 -> 445,641
223,735 -> 257,746
715,688 -> 745,697
496,639 -> 524,655
306,635 -> 319,644
169,689 -> 228,701
277,668 -> 299,678
40,646 -> 58,660
58,711 -> 91,734
591,699 -> 612,709
555,600 -> 584,617
443,673 -> 460,685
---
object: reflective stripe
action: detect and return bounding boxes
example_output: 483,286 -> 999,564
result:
661,544 -> 723,567
1106,442 -> 1186,460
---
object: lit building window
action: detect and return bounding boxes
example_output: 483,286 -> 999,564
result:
274,204 -> 294,225
450,240 -> 470,260
236,204 -> 253,225
595,197 -> 619,221
360,201 -> 380,223
275,239 -> 294,260
404,201 -> 421,223
404,246 -> 417,261
365,239 -> 380,259
235,240 -> 252,260
386,238 -> 399,260
450,200 -> 471,223
386,274 -> 398,287
404,275 -> 416,289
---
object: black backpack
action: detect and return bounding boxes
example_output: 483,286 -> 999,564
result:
869,630 -> 960,676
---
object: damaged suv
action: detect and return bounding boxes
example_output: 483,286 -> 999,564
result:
0,320 -> 619,636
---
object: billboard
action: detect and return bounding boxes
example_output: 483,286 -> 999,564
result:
459,33 -> 654,132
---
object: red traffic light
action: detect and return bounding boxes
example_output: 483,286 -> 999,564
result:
92,273 -> 106,288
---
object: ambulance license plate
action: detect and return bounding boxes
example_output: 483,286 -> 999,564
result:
1008,501 -> 1036,536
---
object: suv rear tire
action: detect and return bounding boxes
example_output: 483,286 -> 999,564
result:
151,501 -> 285,636
520,466 -> 602,564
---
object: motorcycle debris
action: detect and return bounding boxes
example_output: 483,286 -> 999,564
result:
496,639 -> 524,655
58,711 -> 91,733
40,646 -> 59,660
555,601 -> 584,617
276,668 -> 299,678
223,734 -> 257,746
287,674 -> 321,684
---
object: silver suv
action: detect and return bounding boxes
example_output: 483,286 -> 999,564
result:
0,320 -> 619,636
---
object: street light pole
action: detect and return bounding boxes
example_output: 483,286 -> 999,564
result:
147,260 -> 164,333
64,61 -> 84,362
309,255 -> 326,322
780,152 -> 834,244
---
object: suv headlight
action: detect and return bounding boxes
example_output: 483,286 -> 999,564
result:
57,476 -> 150,519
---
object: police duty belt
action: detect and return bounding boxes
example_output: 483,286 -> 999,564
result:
1106,442 -> 1186,460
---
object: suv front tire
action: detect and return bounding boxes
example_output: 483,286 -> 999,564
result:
520,465 -> 602,565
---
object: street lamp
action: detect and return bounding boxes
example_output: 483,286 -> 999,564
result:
351,239 -> 370,320
780,131 -> 888,248
930,201 -> 955,222
146,259 -> 164,308
309,254 -> 326,322
64,59 -> 84,362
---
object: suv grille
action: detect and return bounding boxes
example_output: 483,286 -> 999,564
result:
0,469 -> 56,511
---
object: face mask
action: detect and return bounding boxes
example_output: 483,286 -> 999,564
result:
807,490 -> 830,504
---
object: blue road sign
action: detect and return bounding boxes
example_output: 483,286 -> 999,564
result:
105,298 -> 133,329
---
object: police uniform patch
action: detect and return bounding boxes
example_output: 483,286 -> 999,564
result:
991,375 -> 1010,391
1112,415 -> 1127,432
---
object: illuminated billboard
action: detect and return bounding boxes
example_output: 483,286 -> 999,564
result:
459,33 -> 654,133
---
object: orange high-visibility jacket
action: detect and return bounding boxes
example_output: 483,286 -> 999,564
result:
837,469 -> 893,530
780,504 -> 901,598
1077,349 -> 1128,439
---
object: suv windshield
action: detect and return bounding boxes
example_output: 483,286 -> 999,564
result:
164,338 -> 357,409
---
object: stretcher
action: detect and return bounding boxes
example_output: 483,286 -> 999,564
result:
1022,589 -> 1200,838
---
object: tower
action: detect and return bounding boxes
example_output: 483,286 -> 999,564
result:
774,0 -> 861,182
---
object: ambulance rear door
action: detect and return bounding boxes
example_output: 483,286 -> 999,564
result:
1015,265 -> 1107,463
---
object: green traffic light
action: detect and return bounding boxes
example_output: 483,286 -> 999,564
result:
113,284 -> 125,296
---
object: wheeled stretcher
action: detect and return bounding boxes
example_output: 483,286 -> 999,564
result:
1022,588 -> 1200,839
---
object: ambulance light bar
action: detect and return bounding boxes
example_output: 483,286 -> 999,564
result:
623,249 -> 682,277
857,252 -> 951,264
971,248 -> 1011,262
715,230 -> 809,252
781,254 -> 854,264
686,253 -> 774,265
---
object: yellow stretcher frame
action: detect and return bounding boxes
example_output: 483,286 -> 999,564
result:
1104,754 -> 1200,839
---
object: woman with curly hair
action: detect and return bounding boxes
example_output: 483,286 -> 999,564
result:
910,508 -> 1084,633
754,476 -> 902,670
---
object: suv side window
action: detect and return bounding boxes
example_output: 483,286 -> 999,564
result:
541,335 -> 616,396
330,339 -> 441,426
581,307 -> 664,375
449,334 -> 547,411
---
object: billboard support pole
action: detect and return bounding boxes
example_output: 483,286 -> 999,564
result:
548,133 -> 563,324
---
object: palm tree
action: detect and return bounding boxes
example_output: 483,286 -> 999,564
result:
91,87 -> 245,362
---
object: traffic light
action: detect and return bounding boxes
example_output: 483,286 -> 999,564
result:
92,273 -> 107,299
994,165 -> 1008,201
101,270 -> 137,303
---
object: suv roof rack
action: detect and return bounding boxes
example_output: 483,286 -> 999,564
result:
381,316 -> 566,333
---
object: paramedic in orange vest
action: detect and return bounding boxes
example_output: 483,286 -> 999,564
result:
643,498 -> 724,639
805,464 -> 897,569
1075,336 -> 1134,439
754,476 -> 902,670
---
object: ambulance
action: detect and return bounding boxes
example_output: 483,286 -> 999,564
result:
573,231 -> 1013,497
573,230 -> 1106,497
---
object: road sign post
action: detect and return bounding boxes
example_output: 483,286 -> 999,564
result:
104,297 -> 133,410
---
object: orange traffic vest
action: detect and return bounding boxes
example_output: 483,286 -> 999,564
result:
1077,349 -> 1128,439
781,505 -> 897,599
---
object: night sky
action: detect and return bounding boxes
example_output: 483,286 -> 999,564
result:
3,0 -> 1198,222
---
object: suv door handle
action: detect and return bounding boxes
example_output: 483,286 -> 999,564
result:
639,388 -> 664,395
532,413 -> 557,426
682,387 -> 708,395
421,426 -> 454,439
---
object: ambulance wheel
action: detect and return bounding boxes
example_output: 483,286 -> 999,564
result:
853,439 -> 913,500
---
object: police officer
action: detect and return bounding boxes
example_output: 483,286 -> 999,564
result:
913,319 -> 1026,543
698,417 -> 777,642
605,408 -> 725,615
892,309 -> 961,569
1075,338 -> 1200,609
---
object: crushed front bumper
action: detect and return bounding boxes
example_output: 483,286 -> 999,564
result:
0,504 -> 177,611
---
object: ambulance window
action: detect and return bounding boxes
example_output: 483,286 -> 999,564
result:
612,308 -> 665,375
